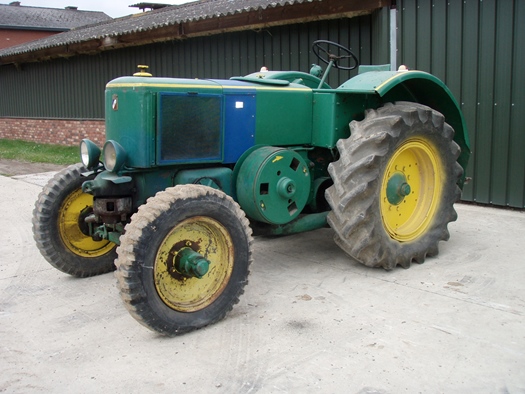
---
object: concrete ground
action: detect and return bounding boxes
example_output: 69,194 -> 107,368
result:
0,171 -> 524,393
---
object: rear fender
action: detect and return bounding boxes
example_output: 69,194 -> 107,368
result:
339,70 -> 471,187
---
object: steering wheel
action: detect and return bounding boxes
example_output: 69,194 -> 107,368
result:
312,40 -> 359,71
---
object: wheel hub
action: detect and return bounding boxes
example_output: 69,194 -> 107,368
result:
175,247 -> 210,279
386,172 -> 412,205
154,216 -> 234,312
58,187 -> 115,257
77,206 -> 94,236
380,138 -> 443,242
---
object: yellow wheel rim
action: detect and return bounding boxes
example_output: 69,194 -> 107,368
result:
380,138 -> 443,242
58,188 -> 115,257
154,216 -> 234,312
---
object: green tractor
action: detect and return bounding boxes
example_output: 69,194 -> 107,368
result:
33,41 -> 470,335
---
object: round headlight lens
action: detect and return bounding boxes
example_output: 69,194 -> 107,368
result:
80,139 -> 101,170
103,140 -> 127,172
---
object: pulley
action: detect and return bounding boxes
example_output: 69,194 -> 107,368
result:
236,146 -> 311,224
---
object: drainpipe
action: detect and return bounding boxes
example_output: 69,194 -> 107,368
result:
390,1 -> 397,71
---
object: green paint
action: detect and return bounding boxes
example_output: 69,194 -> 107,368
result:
254,89 -> 313,146
176,247 -> 210,279
236,146 -> 311,225
338,70 -> 471,187
85,64 -> 472,247
242,70 -> 331,89
251,211 -> 329,236
386,172 -> 411,205
173,167 -> 233,196
311,92 -> 378,148
105,77 -> 222,169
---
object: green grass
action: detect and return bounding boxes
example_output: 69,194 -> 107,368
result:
0,139 -> 79,165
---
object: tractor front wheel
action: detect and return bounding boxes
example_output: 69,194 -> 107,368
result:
33,163 -> 117,277
326,102 -> 463,269
115,185 -> 253,336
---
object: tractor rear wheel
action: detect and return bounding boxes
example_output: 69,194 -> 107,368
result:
115,184 -> 253,336
33,163 -> 117,277
326,102 -> 463,269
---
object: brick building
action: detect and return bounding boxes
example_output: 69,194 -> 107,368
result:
0,1 -> 111,49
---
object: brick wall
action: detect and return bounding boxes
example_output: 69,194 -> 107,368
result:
0,118 -> 105,147
0,28 -> 59,50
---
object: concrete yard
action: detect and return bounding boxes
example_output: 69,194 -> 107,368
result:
1,172 -> 524,393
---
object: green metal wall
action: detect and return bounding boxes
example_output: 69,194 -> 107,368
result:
398,0 -> 525,208
0,11 -> 389,120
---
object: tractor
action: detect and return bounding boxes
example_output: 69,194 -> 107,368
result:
33,40 -> 470,335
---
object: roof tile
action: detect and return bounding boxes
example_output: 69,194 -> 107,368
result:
0,3 -> 111,30
0,0 -> 371,60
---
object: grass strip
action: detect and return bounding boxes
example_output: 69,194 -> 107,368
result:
0,139 -> 78,165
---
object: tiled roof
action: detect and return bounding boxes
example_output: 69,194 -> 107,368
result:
0,3 -> 112,30
0,0 -> 325,57
0,0 -> 385,61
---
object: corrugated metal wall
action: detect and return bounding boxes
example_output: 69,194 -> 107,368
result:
0,11 -> 389,119
398,0 -> 525,208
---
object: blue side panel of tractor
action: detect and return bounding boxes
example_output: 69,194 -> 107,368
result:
222,92 -> 256,164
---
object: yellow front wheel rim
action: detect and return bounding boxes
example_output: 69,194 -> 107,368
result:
58,188 -> 114,257
380,138 -> 443,242
154,216 -> 234,312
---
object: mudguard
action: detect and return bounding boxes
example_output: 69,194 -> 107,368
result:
338,70 -> 471,186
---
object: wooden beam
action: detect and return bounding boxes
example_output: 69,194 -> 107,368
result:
1,0 -> 390,65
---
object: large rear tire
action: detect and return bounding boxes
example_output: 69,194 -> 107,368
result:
326,102 -> 463,269
32,163 -> 117,277
115,185 -> 253,336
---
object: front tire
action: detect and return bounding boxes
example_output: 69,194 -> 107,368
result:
32,163 -> 117,277
115,185 -> 253,336
326,102 -> 463,269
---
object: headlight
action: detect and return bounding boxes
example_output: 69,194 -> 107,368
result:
80,139 -> 101,170
103,140 -> 127,172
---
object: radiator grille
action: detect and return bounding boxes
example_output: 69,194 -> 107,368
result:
158,93 -> 222,163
